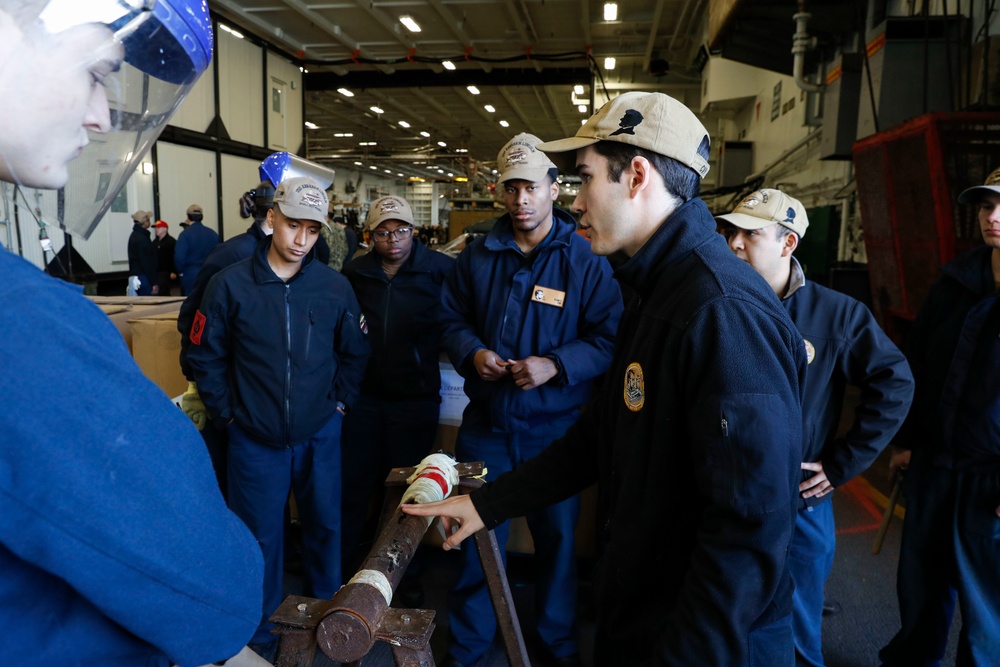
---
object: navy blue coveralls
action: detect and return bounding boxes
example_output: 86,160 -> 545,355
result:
779,259 -> 913,667
881,246 -> 1000,667
187,238 -> 370,645
340,240 -> 455,572
177,220 -> 269,496
0,247 -> 264,666
174,219 -> 221,295
440,208 -> 622,664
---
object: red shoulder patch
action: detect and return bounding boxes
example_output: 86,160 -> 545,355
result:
190,310 -> 207,345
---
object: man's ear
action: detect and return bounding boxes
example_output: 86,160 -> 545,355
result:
782,230 -> 799,257
549,179 -> 560,201
266,208 -> 275,230
627,156 -> 653,198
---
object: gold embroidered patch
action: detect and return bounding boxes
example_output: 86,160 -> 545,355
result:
804,339 -> 816,365
624,362 -> 645,412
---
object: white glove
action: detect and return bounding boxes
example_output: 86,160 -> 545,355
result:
127,275 -> 140,296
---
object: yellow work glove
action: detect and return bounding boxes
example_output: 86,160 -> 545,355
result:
181,381 -> 207,430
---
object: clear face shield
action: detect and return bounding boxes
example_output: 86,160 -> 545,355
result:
0,0 -> 212,240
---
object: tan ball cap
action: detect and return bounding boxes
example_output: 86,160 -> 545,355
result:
716,189 -> 809,238
536,92 -> 710,178
958,167 -> 1000,204
365,196 -> 415,231
273,177 -> 331,229
497,133 -> 558,183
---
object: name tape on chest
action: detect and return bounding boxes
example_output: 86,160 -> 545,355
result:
531,284 -> 566,308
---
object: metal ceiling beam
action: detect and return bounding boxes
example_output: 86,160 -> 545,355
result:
305,68 -> 591,90
579,0 -> 592,45
277,0 -> 394,74
543,86 -> 574,138
644,0 -> 667,73
497,87 -> 534,132
211,0 -> 309,56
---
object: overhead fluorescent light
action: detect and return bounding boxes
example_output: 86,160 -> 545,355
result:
358,141 -> 378,146
437,169 -> 444,174
467,85 -> 480,95
398,120 -> 411,128
219,24 -> 244,39
578,105 -> 587,113
354,161 -> 363,166
604,3 -> 617,21
142,162 -> 154,175
337,88 -> 354,97
385,169 -> 392,173
399,15 -> 421,32
420,131 -> 431,137
305,121 -> 319,129
397,173 -> 404,177
333,132 -> 353,138
581,119 -> 587,125
442,60 -> 456,70
456,148 -> 468,153
448,172 -> 454,177
370,106 -> 384,114
604,57 -> 616,70
574,84 -> 584,95
370,165 -> 378,170
484,104 -> 495,113
499,120 -> 510,128
437,141 -> 447,147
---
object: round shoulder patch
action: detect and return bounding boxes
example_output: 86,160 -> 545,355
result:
804,339 -> 815,364
624,362 -> 645,412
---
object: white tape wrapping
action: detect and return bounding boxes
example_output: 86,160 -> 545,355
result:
349,568 -> 394,605
400,453 -> 459,509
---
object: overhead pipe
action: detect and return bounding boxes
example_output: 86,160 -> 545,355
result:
792,1 -> 824,93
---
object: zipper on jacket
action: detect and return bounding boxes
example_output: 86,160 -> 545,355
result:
284,284 -> 292,446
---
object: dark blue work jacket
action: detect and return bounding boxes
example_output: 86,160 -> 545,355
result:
473,198 -> 805,665
440,208 -> 622,432
344,240 -> 455,402
174,220 -> 221,292
127,223 -> 157,279
902,245 -> 1000,471
188,238 -> 370,447
783,259 -> 913,507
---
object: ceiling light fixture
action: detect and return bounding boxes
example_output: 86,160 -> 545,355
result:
604,3 -> 617,21
398,120 -> 411,128
484,104 -> 495,113
354,161 -> 363,166
399,15 -> 421,32
337,88 -> 354,97
304,121 -> 319,129
370,106 -> 384,114
437,141 -> 447,147
499,120 -> 509,127
578,105 -> 587,113
442,60 -> 456,70
467,85 -> 480,95
604,57 -> 616,70
420,131 -> 431,137
574,84 -> 584,95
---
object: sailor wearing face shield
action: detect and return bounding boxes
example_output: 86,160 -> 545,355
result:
0,2 -> 267,666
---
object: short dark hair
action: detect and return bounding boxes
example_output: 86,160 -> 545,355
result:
774,224 -> 795,241
547,167 -> 559,184
592,136 -> 711,201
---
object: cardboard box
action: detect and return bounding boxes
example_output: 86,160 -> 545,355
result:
89,296 -> 184,353
129,312 -> 187,399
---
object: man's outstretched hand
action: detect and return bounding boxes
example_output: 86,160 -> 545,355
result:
400,495 -> 485,550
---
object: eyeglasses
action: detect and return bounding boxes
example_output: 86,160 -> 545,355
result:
373,226 -> 414,242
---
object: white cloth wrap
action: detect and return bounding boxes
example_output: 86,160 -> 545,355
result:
348,568 -> 394,605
